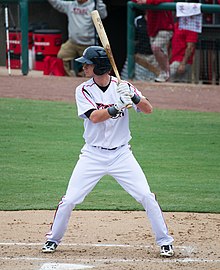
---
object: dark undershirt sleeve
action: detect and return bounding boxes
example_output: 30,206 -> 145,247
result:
84,109 -> 96,119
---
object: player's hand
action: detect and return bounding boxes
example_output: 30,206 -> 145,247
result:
117,82 -> 135,99
177,63 -> 186,74
114,94 -> 132,111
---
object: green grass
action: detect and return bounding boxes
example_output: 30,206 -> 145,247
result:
0,97 -> 219,212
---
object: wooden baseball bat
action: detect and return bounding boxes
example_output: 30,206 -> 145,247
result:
91,10 -> 121,82
91,10 -> 132,108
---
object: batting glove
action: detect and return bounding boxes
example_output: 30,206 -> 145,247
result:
117,83 -> 141,105
107,94 -> 132,117
114,94 -> 132,111
117,82 -> 134,98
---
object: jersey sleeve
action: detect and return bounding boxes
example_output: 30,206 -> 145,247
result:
76,85 -> 97,119
96,0 -> 107,19
47,0 -> 70,14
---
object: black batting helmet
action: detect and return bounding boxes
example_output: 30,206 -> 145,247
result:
75,46 -> 112,75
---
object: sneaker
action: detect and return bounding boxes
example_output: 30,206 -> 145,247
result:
42,241 -> 58,253
155,71 -> 169,82
160,245 -> 174,257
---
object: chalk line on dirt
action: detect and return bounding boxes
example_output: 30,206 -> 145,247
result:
0,256 -> 220,264
0,242 -> 189,249
39,263 -> 94,270
1,242 -> 220,264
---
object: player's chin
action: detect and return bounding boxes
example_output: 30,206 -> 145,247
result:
84,71 -> 94,78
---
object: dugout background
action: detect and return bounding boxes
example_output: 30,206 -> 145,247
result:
0,0 -> 220,81
0,0 -> 128,73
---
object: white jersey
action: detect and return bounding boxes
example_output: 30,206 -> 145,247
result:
75,76 -> 142,149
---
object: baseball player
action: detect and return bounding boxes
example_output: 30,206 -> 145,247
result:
42,46 -> 174,257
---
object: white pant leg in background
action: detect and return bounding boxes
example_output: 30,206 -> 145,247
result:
108,145 -> 174,246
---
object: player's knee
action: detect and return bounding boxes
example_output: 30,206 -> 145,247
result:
151,45 -> 161,54
134,191 -> 151,204
64,192 -> 86,206
60,196 -> 75,210
138,192 -> 157,208
57,50 -> 63,59
57,45 -> 67,59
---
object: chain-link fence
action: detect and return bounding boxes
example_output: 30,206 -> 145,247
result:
125,1 -> 220,84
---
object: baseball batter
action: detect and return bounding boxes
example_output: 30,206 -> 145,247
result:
42,46 -> 174,257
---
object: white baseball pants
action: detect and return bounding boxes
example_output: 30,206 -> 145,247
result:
46,144 -> 174,246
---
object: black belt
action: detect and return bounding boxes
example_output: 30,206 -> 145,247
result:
100,147 -> 118,150
93,145 -> 125,151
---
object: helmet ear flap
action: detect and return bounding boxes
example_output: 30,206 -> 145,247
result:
93,57 -> 112,75
93,66 -> 104,75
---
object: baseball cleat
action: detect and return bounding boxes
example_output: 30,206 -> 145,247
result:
160,245 -> 174,257
42,241 -> 58,253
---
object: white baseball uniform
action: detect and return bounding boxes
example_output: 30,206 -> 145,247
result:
46,76 -> 174,247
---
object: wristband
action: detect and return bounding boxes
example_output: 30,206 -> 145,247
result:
107,106 -> 119,117
131,94 -> 141,105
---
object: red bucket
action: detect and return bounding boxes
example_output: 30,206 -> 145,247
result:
6,28 -> 33,69
33,29 -> 62,71
33,29 -> 62,55
8,29 -> 21,54
8,28 -> 33,52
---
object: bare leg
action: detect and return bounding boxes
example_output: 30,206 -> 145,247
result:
151,45 -> 169,73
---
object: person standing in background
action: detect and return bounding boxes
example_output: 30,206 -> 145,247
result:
121,12 -> 160,81
169,21 -> 198,83
134,12 -> 160,79
135,12 -> 153,57
47,0 -> 107,76
132,0 -> 174,82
